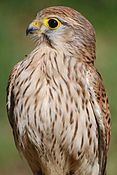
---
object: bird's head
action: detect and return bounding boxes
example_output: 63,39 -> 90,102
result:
26,6 -> 96,63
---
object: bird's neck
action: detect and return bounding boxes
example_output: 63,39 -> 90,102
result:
29,44 -> 87,83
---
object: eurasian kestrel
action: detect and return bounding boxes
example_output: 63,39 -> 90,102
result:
7,6 -> 111,175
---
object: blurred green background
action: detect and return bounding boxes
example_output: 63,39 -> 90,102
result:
0,0 -> 117,174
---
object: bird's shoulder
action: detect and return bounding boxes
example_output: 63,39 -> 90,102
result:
7,61 -> 22,96
7,54 -> 31,97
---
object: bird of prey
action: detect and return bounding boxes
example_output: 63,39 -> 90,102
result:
7,6 -> 111,175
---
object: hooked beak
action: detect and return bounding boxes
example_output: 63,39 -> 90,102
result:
26,19 -> 40,35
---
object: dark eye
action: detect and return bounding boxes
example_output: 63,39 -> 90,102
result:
48,19 -> 58,28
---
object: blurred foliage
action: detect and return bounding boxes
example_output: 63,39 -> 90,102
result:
0,0 -> 117,174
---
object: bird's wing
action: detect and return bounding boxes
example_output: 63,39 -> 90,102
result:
86,64 -> 111,174
6,63 -> 20,128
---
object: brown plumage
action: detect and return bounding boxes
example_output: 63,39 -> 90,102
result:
7,6 -> 111,175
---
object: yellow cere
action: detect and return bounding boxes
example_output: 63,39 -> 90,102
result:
32,20 -> 40,28
42,18 -> 62,30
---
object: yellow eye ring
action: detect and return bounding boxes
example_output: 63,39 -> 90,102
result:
42,18 -> 62,30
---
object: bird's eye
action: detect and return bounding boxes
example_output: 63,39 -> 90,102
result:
42,18 -> 62,30
48,19 -> 58,29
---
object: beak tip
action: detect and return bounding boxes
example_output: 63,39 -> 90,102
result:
26,27 -> 38,36
26,28 -> 29,36
26,27 -> 32,36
